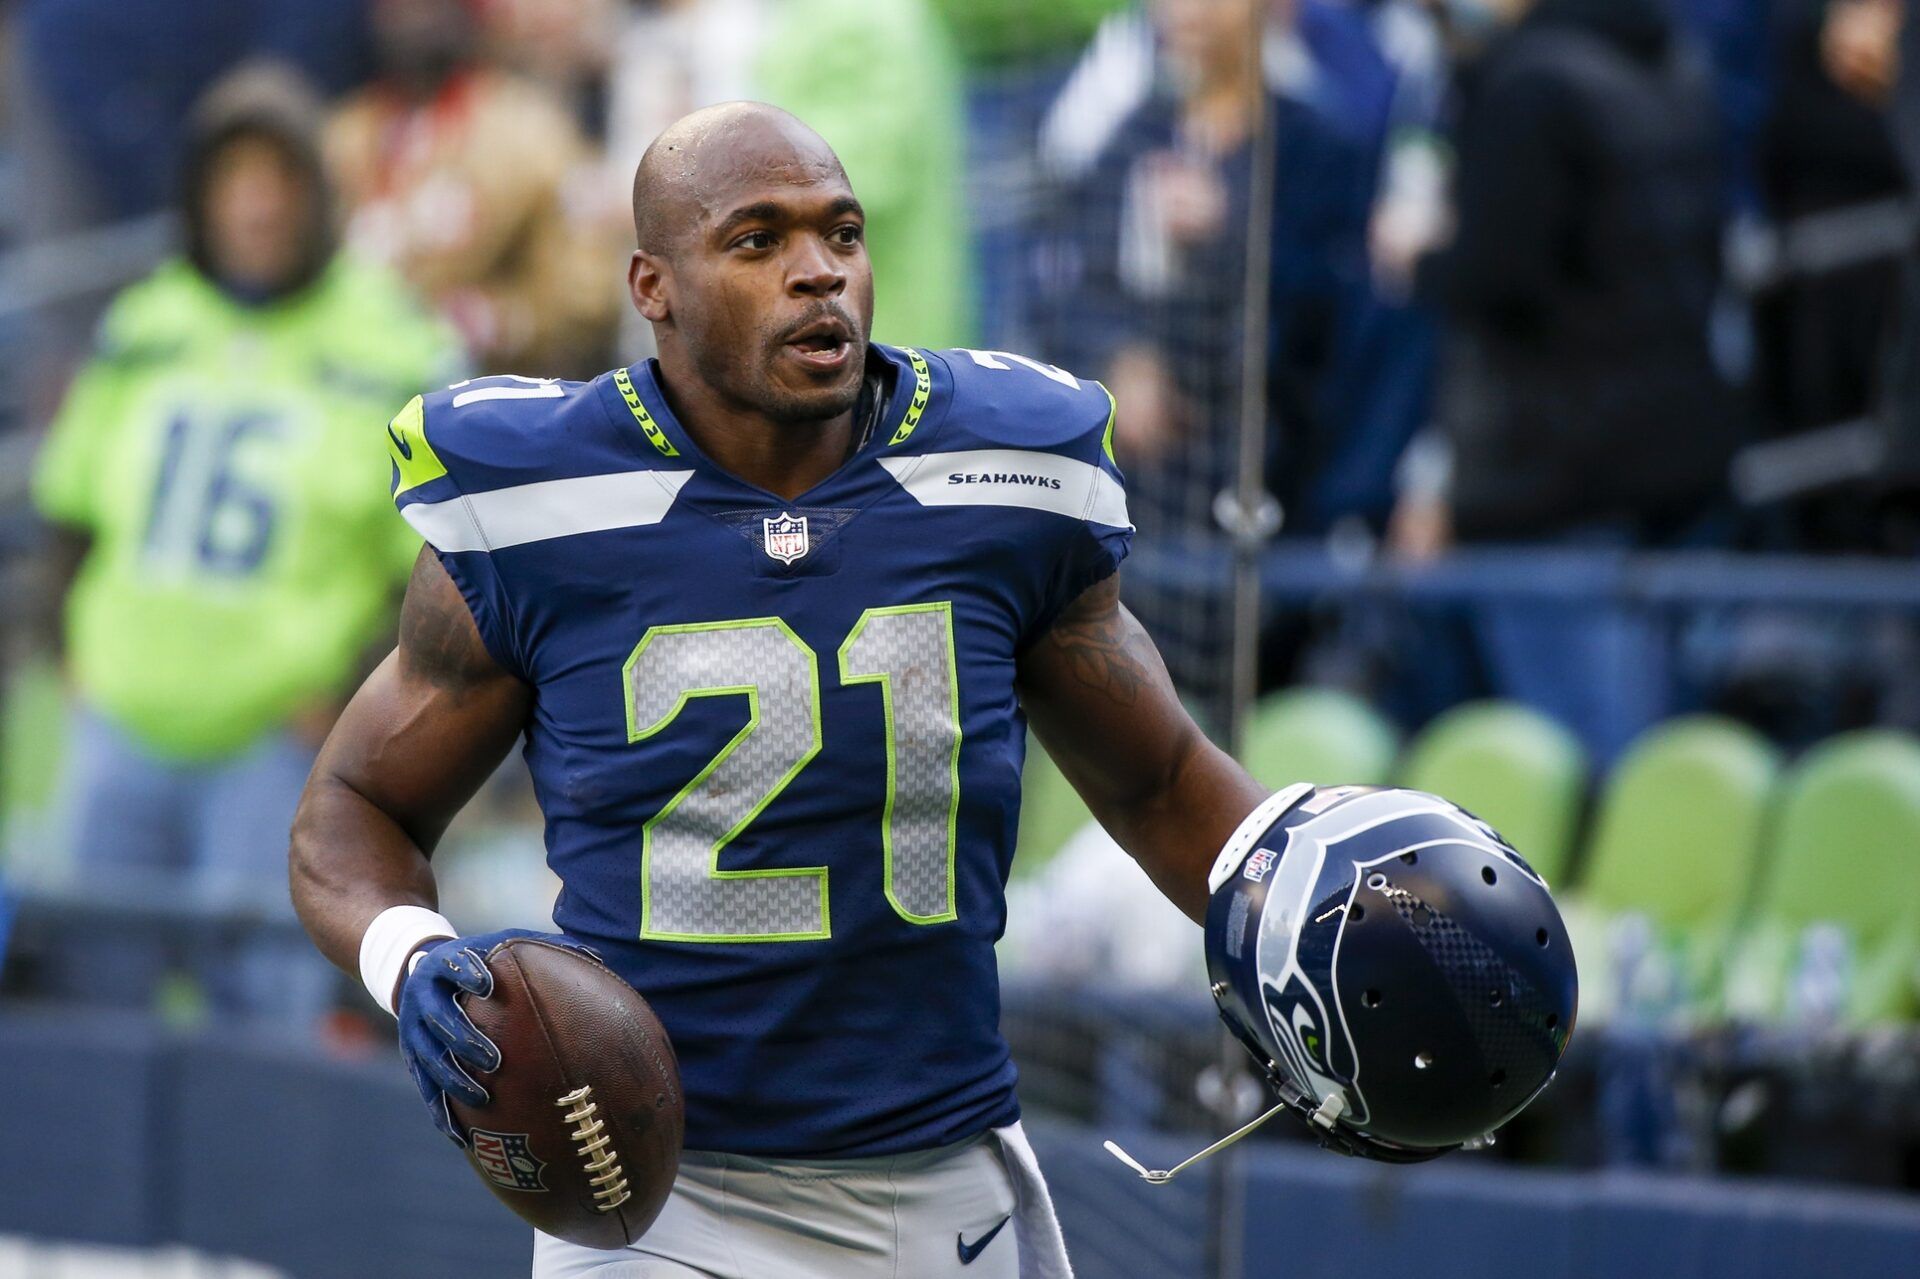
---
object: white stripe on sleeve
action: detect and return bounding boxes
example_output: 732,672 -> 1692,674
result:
878,450 -> 1131,528
401,470 -> 695,552
450,383 -> 566,408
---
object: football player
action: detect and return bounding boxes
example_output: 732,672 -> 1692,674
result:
290,103 -> 1564,1279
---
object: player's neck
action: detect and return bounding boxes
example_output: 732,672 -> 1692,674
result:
655,368 -> 857,502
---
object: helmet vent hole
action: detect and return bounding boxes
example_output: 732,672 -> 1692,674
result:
1481,866 -> 1497,886
1348,903 -> 1366,923
1535,927 -> 1550,947
1413,1052 -> 1434,1071
1545,1013 -> 1559,1031
1362,989 -> 1382,1009
1400,852 -> 1419,866
1412,906 -> 1432,928
1488,988 -> 1504,1007
1489,1069 -> 1507,1087
1367,873 -> 1388,891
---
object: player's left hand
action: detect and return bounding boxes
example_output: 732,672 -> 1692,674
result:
395,928 -> 594,1145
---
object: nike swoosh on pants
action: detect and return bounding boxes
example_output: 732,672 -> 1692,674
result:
957,1215 -> 1010,1265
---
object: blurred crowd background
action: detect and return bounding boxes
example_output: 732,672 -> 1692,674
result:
5,0 -> 1920,1271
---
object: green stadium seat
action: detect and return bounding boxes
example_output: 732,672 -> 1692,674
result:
1724,730 -> 1920,1026
1563,716 -> 1780,1025
1399,700 -> 1587,886
1238,688 -> 1398,791
1016,688 -> 1398,876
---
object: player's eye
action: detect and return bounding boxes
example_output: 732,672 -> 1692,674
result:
733,231 -> 775,252
830,224 -> 863,246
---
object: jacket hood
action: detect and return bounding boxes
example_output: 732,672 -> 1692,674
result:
1529,0 -> 1673,63
181,62 -> 337,303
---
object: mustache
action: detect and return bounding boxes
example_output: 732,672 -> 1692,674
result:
773,303 -> 858,345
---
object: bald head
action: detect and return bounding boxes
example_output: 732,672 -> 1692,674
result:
623,102 -> 874,430
632,102 -> 849,257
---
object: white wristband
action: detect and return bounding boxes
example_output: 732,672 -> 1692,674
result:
359,905 -> 458,1016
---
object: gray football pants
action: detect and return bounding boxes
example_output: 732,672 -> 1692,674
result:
532,1123 -> 1069,1279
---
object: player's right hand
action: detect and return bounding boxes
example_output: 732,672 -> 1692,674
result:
394,928 -> 590,1145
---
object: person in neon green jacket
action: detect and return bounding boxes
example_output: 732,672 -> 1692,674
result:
755,0 -> 974,350
31,65 -> 464,1026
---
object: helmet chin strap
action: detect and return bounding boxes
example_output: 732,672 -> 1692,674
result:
1102,1091 -> 1346,1184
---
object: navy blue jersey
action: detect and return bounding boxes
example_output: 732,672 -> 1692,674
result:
388,345 -> 1130,1157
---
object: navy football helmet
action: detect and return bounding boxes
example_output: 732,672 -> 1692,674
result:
1202,784 -> 1577,1163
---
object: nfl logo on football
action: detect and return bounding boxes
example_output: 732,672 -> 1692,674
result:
470,1128 -> 549,1193
763,513 -> 809,564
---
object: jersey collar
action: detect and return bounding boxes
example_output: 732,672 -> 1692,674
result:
601,345 -> 938,503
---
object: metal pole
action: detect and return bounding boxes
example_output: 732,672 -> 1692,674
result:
1208,12 -> 1281,1277
1222,33 -> 1281,756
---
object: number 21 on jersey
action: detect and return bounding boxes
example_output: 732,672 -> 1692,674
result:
623,604 -> 960,943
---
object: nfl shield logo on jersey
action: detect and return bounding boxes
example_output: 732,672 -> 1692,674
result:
763,513 -> 810,564
469,1129 -> 549,1192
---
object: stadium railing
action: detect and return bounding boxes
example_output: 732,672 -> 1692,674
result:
2,1006 -> 1918,1279
1128,540 -> 1920,612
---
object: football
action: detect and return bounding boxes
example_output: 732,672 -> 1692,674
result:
446,938 -> 684,1249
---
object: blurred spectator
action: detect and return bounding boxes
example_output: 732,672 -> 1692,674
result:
1416,0 -> 1737,542
1033,0 -> 1440,709
602,0 -> 972,351
1402,0 -> 1741,760
30,65 -> 462,1027
1030,0 -> 1269,713
1001,822 -> 1200,991
605,0 -> 764,169
603,0 -> 766,357
5,0 -> 375,421
326,0 -> 621,377
1879,1 -> 1920,528
1037,0 -> 1439,525
7,0 -> 371,231
1671,0 -> 1775,213
484,0 -> 619,130
1276,0 -> 1445,535
930,0 -> 1134,68
755,0 -> 974,348
1037,0 -> 1268,505
1754,0 -> 1908,549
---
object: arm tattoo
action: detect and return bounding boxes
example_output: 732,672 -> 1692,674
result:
1041,575 -> 1160,706
397,551 -> 499,692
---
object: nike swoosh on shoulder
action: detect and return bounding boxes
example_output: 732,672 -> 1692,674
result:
387,422 -> 414,461
957,1215 -> 1010,1265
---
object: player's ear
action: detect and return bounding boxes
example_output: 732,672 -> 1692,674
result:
628,250 -> 671,324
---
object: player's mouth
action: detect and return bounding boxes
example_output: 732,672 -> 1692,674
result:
780,316 -> 855,374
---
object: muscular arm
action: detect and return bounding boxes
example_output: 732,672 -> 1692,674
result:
1015,573 -> 1269,923
289,548 -> 532,980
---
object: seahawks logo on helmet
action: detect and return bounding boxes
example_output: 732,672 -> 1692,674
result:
1205,785 -> 1576,1164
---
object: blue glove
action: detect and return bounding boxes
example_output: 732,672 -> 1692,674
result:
395,928 -> 593,1145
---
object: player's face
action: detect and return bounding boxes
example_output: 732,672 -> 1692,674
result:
203,136 -> 312,294
669,178 -> 875,424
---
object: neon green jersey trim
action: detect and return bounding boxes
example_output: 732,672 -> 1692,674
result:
1097,381 -> 1118,464
888,348 -> 934,446
614,367 -> 681,458
387,395 -> 449,496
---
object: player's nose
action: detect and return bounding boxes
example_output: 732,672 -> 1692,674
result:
785,234 -> 845,298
